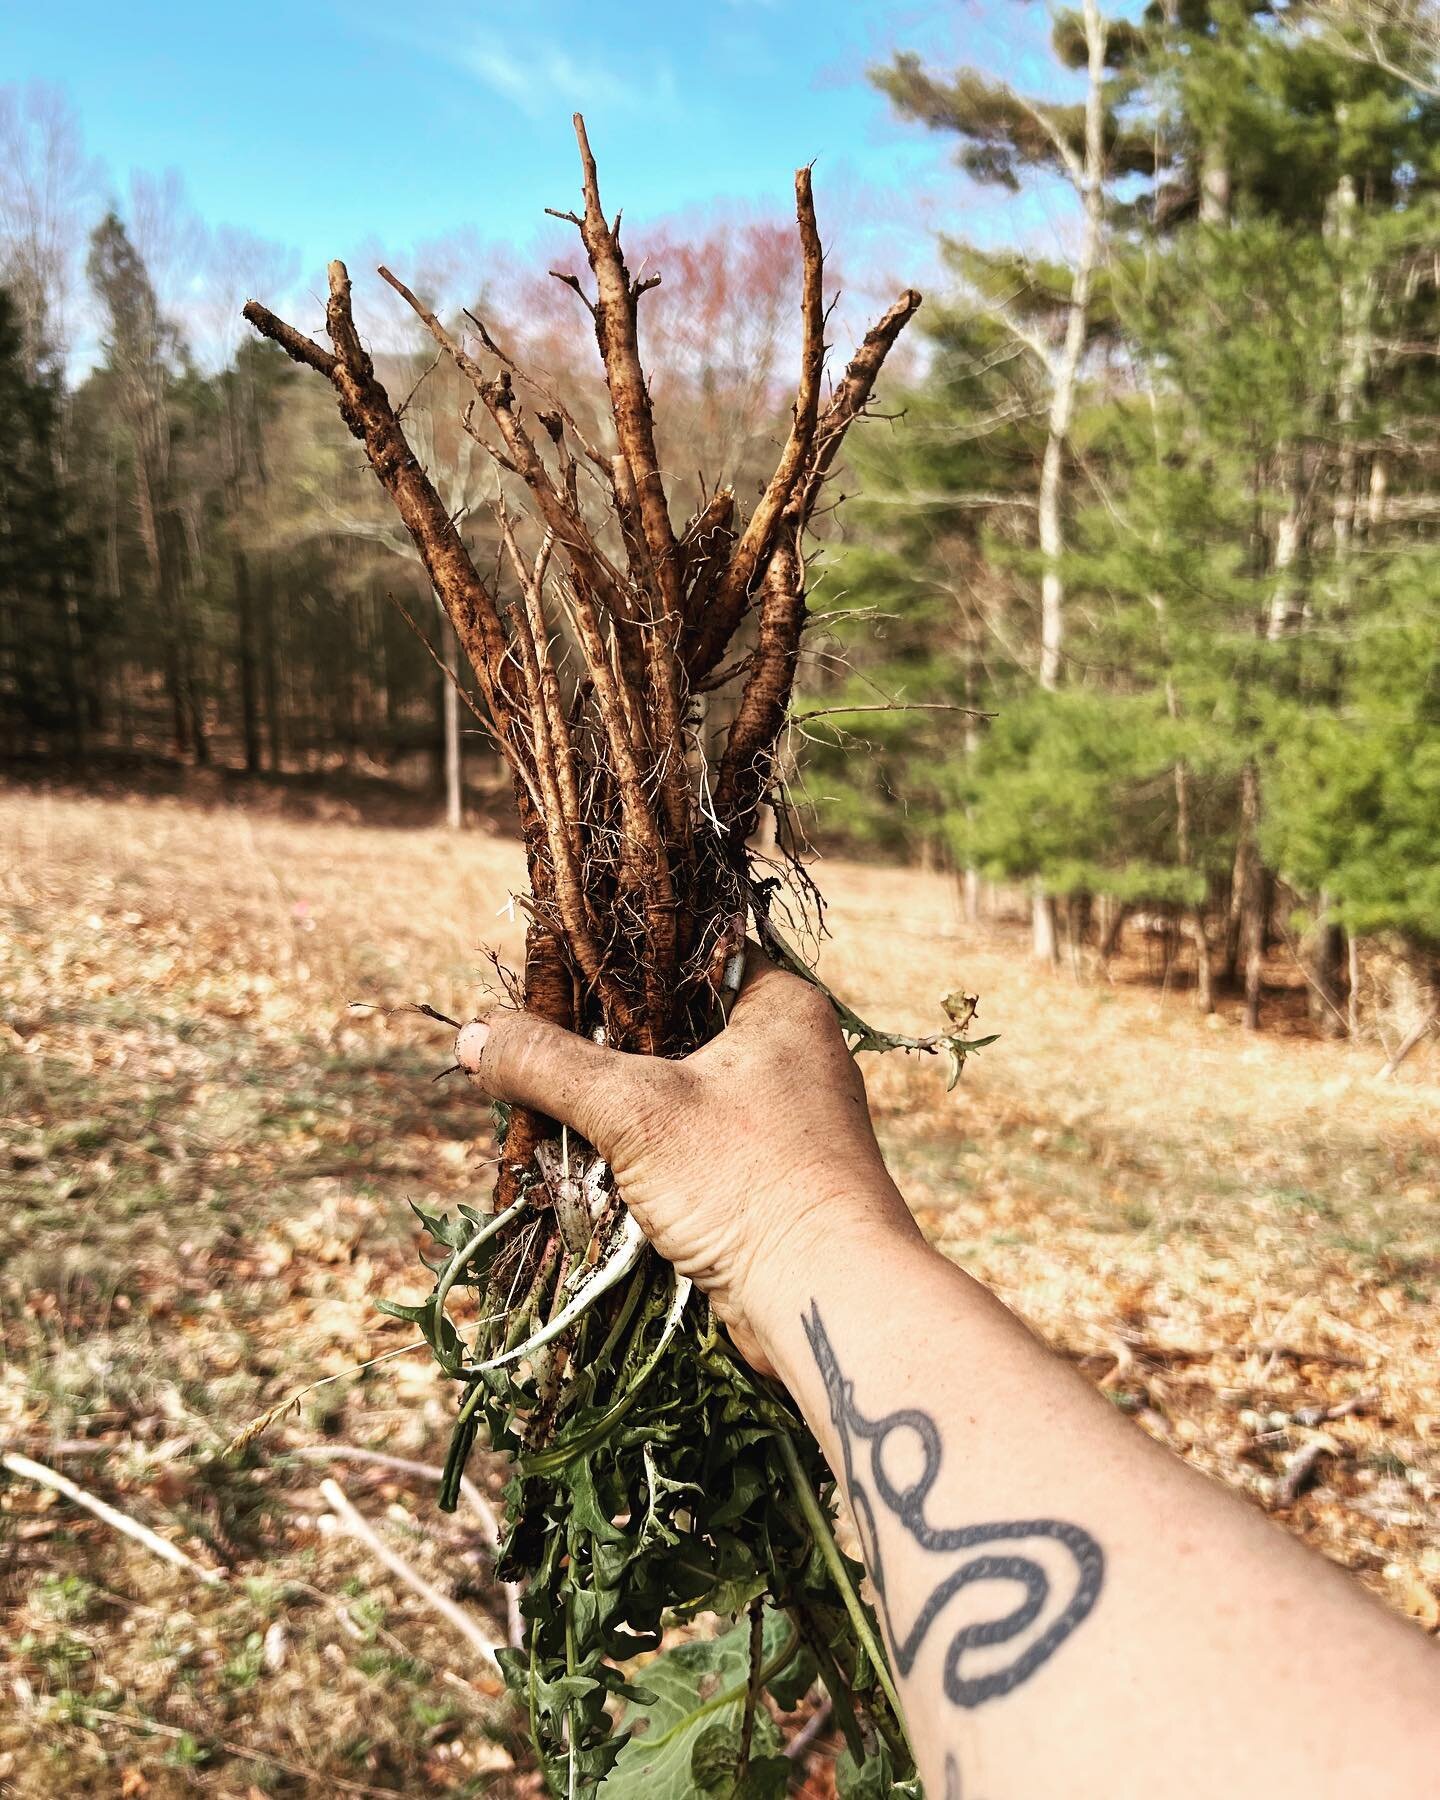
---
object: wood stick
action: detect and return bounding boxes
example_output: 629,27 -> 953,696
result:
785,1695 -> 833,1765
319,1476 -> 503,1672
286,1445 -> 523,1649
1378,1007 -> 1437,1079
1,1449 -> 224,1586
1273,1435 -> 1338,1509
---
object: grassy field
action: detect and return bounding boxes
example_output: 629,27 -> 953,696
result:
3,783 -> 1438,1796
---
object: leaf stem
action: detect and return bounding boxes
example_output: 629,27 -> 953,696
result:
775,1429 -> 909,1731
737,1597 -> 765,1780
433,1196 -> 529,1371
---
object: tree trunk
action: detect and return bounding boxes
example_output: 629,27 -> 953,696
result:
261,560 -> 283,772
1037,434 -> 1067,692
166,508 -> 208,765
1099,899 -> 1129,962
1224,762 -> 1258,989
133,459 -> 188,755
1191,905 -> 1214,1014
1266,454 -> 1307,643
1236,760 -> 1265,1028
1034,0 -> 1106,692
233,545 -> 262,774
1243,909 -> 1264,1031
960,608 -> 982,923
1330,146 -> 1372,621
1032,887 -> 1059,964
1030,0 -> 1105,956
1199,133 -> 1231,227
1307,889 -> 1345,1036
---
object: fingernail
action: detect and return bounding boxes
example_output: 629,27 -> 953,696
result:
456,1020 -> 490,1074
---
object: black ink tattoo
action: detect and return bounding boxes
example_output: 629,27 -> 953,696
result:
804,1301 -> 1104,1709
944,1750 -> 989,1798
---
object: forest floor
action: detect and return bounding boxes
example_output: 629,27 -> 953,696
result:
3,783 -> 1438,1797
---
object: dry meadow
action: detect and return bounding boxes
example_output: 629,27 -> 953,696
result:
3,784 -> 1437,1795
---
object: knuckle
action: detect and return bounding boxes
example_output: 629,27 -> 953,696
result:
651,1058 -> 699,1109
777,977 -> 841,1044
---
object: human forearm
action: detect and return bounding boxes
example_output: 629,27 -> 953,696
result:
457,960 -> 1440,1796
753,1205 -> 1440,1800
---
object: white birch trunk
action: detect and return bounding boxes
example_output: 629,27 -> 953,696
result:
1036,0 -> 1107,694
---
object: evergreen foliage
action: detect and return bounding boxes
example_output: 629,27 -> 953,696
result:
826,0 -> 1440,998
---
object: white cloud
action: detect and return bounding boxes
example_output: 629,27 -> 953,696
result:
459,39 -> 667,120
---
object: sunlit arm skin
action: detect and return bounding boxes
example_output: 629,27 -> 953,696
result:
456,956 -> 1440,1799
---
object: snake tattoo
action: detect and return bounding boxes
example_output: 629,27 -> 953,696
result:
803,1301 -> 1104,1710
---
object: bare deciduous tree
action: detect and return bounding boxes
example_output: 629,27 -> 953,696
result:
0,81 -> 100,370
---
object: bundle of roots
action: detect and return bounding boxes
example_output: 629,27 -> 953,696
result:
245,117 -> 952,1792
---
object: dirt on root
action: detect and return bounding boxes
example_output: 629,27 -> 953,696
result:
2,784 -> 1437,1796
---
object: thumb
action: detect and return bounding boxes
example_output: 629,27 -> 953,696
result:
455,1011 -> 664,1155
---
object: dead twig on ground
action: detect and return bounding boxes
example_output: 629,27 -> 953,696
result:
289,1444 -> 523,1647
1,1449 -> 225,1587
318,1476 -> 503,1673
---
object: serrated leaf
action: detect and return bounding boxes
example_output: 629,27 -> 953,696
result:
532,1671 -> 604,1715
374,1291 -> 463,1372
673,1569 -> 768,1624
406,1199 -> 472,1251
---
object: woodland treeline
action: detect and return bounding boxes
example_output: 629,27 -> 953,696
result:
1,1 -> 1437,1044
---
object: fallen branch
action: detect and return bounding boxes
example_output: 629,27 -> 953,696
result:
1291,1389 -> 1379,1429
318,1475 -> 503,1672
1,1449 -> 224,1586
289,1444 -> 523,1648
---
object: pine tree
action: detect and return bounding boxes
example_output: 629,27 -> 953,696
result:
836,0 -> 1439,1029
86,212 -> 207,759
0,286 -> 90,753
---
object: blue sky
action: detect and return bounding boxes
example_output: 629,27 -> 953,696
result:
9,1 -> 1079,348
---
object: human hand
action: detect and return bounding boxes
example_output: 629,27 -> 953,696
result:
455,953 -> 919,1373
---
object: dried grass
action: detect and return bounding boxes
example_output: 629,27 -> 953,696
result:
2,784 -> 1437,1794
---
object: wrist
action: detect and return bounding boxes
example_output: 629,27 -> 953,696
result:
739,1166 -> 929,1376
